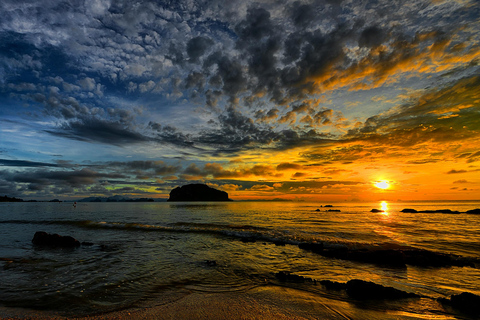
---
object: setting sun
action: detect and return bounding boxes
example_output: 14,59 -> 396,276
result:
374,181 -> 390,189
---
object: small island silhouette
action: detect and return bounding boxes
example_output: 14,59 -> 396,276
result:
168,184 -> 231,201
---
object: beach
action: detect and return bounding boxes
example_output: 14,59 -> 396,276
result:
0,285 -> 453,320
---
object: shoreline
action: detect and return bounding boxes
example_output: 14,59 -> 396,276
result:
0,285 -> 459,320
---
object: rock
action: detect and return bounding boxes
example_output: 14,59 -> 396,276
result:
205,260 -> 217,266
272,239 -> 287,246
466,208 -> 480,214
346,279 -> 418,300
401,208 -> 460,214
240,237 -> 257,243
315,208 -> 320,212
298,242 -> 324,254
32,231 -> 80,248
327,209 -> 341,212
439,292 -> 480,315
167,184 -> 231,202
324,205 -> 333,207
319,280 -> 346,291
370,209 -> 384,213
275,271 -> 313,283
401,208 -> 418,213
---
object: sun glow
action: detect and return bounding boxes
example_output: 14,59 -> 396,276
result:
374,181 -> 390,189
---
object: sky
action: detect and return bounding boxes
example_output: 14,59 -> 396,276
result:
0,0 -> 479,201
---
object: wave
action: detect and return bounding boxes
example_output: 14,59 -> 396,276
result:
4,219 -> 479,270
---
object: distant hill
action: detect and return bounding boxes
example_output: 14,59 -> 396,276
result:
0,195 -> 23,202
168,184 -> 231,201
78,195 -> 155,202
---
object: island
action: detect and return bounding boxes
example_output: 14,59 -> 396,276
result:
168,184 -> 231,202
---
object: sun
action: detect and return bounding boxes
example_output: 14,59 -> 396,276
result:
374,181 -> 390,189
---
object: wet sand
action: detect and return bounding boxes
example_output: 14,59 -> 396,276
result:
0,285 -> 450,320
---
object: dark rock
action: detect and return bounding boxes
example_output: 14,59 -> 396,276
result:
272,240 -> 286,246
298,242 -> 324,254
324,205 -> 333,207
439,292 -> 480,315
370,209 -> 384,213
423,209 -> 460,214
402,249 -> 462,267
315,208 -> 320,212
205,260 -> 217,266
168,184 -> 230,202
240,237 -> 257,243
319,280 -> 346,291
346,279 -> 418,300
466,208 -> 480,214
32,231 -> 80,248
327,209 -> 341,212
81,241 -> 94,246
402,209 -> 460,214
275,271 -> 312,283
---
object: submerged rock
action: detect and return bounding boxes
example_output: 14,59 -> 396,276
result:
370,209 -> 384,213
438,292 -> 480,315
275,271 -> 314,283
204,260 -> 217,267
32,231 -> 80,248
346,279 -> 418,300
401,208 -> 417,213
319,280 -> 346,291
168,184 -> 230,202
298,242 -> 324,254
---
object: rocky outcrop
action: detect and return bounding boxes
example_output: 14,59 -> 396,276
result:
401,208 -> 417,213
168,184 -> 230,201
438,292 -> 480,315
274,273 -> 418,301
32,231 -> 80,248
466,208 -> 480,214
400,208 -> 460,214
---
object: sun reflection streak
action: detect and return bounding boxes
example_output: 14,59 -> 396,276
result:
380,201 -> 389,215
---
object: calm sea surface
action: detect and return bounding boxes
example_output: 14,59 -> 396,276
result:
1,201 -> 479,318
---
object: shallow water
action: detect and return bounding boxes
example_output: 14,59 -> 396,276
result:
0,201 -> 479,318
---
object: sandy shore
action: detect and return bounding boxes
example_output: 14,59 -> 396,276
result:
0,285 -> 447,320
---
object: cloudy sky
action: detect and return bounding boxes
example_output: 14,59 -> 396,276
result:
1,0 -> 479,201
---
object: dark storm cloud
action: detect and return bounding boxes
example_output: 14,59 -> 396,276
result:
2,168 -> 125,191
46,118 -> 150,145
0,159 -> 59,167
359,26 -> 386,48
107,160 -> 180,176
148,122 -> 195,148
1,0 -> 479,157
187,36 -> 214,62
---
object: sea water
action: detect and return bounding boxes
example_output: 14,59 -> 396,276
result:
0,201 -> 479,318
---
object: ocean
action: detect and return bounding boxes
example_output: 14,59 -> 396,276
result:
1,200 -> 479,319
